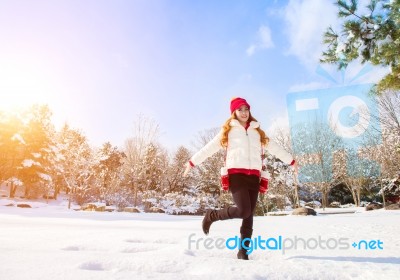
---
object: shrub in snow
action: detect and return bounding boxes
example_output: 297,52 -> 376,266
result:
159,193 -> 200,215
106,190 -> 133,211
257,194 -> 294,214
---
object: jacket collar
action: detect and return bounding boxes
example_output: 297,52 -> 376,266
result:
230,119 -> 260,128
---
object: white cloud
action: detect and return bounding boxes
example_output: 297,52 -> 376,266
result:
246,45 -> 256,56
283,0 -> 338,69
246,25 -> 274,56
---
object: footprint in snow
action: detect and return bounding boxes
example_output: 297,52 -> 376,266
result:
79,261 -> 111,271
121,246 -> 158,253
125,238 -> 178,245
62,246 -> 84,251
125,238 -> 144,243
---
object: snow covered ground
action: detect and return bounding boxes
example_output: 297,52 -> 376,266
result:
0,198 -> 399,280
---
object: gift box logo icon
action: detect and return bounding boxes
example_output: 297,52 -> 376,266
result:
286,67 -> 381,183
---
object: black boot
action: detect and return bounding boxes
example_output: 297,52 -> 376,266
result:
237,227 -> 253,260
202,207 -> 231,235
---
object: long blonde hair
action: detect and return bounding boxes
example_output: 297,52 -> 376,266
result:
220,112 -> 269,147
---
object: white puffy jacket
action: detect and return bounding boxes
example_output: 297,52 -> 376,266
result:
190,120 -> 294,170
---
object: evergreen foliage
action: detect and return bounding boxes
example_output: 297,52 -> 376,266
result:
321,0 -> 400,94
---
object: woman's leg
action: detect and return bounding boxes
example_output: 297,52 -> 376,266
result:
228,174 -> 259,260
240,188 -> 259,230
202,174 -> 258,236
228,185 -> 252,218
228,174 -> 259,220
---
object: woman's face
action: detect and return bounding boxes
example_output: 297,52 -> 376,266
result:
235,105 -> 250,124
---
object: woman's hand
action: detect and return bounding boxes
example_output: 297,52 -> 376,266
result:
183,162 -> 192,177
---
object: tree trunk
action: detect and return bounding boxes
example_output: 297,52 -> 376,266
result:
380,179 -> 386,208
321,183 -> 328,210
134,187 -> 138,207
294,184 -> 300,208
24,183 -> 30,198
54,186 -> 58,200
349,186 -> 357,206
9,182 -> 17,198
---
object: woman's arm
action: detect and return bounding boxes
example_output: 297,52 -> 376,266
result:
190,130 -> 223,166
265,140 -> 295,166
183,130 -> 223,176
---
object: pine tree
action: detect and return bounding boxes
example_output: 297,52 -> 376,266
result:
167,146 -> 192,193
321,0 -> 400,94
93,142 -> 125,204
18,105 -> 55,198
0,111 -> 25,198
139,143 -> 164,192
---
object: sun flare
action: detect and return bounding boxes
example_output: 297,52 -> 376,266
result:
0,60 -> 53,112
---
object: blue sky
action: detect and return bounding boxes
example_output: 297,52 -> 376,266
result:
0,0 -> 385,152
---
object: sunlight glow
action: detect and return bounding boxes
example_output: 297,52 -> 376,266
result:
0,59 -> 53,112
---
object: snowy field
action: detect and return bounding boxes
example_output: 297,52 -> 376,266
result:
0,199 -> 399,280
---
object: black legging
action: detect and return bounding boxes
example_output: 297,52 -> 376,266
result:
227,174 -> 259,231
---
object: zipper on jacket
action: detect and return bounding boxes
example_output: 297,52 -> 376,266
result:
241,123 -> 252,170
245,127 -> 251,169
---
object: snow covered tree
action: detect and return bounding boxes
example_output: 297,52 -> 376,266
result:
380,173 -> 400,203
138,143 -> 165,192
375,91 -> 400,135
344,147 -> 380,206
258,153 -> 296,213
57,124 -> 94,208
122,114 -> 160,206
18,105 -> 55,198
362,128 -> 400,204
191,128 -> 224,197
166,146 -> 192,193
292,121 -> 344,208
321,0 -> 400,94
356,91 -> 400,204
268,126 -> 299,208
93,142 -> 126,204
0,111 -> 25,197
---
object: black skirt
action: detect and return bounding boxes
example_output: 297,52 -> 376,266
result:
229,173 -> 260,192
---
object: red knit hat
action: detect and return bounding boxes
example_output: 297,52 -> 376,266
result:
230,97 -> 250,114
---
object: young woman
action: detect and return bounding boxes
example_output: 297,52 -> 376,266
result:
183,97 -> 297,260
